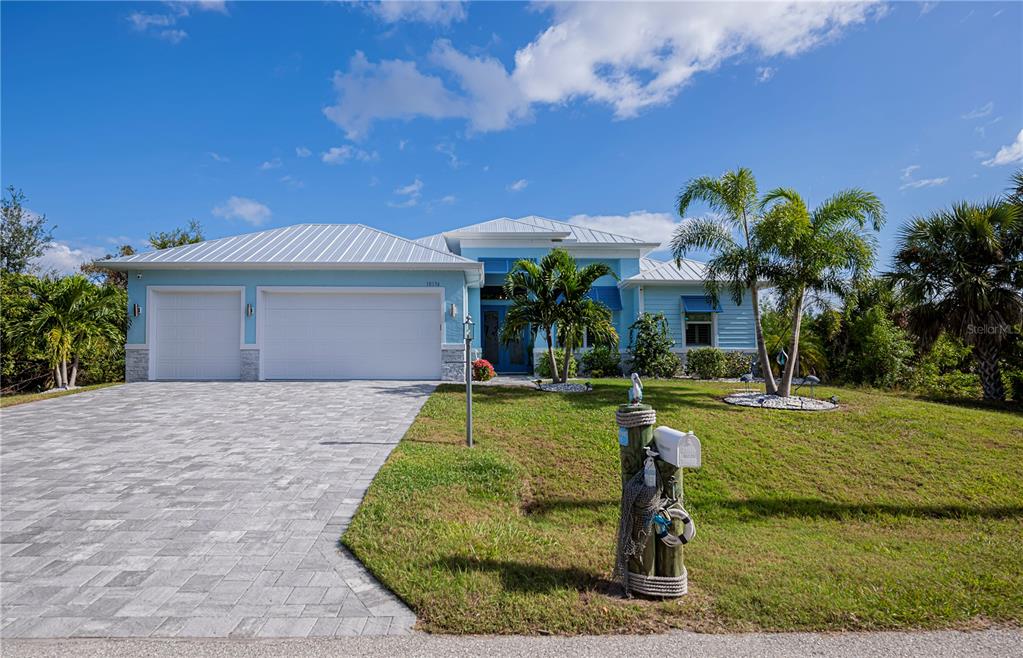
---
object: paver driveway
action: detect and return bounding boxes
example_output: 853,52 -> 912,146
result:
0,381 -> 435,638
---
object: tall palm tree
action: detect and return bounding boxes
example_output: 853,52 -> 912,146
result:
502,251 -> 566,382
758,188 -> 885,397
888,200 -> 1022,400
553,251 -> 618,382
12,275 -> 125,388
672,168 -> 778,393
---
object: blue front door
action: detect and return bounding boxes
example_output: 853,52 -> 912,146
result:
481,305 -> 530,373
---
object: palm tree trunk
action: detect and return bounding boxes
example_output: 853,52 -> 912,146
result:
561,334 -> 573,384
777,291 -> 805,397
69,356 -> 79,388
53,366 -> 63,389
975,343 -> 1006,401
59,359 -> 69,389
545,328 -> 559,382
750,285 -> 777,395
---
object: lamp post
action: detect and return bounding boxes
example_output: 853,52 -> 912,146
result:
463,314 -> 474,448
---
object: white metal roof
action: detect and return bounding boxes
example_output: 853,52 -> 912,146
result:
445,216 -> 656,246
100,224 -> 479,270
414,233 -> 454,253
624,257 -> 709,284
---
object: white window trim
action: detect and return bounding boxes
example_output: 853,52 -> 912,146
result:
683,310 -> 717,349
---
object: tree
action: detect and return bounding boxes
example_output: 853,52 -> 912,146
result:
758,187 -> 885,397
81,245 -> 136,288
502,251 -> 566,382
888,200 -> 1022,400
627,312 -> 680,378
672,168 -> 778,394
553,251 -> 618,383
1,186 -> 53,274
10,275 -> 126,388
148,219 -> 204,250
759,305 -> 828,379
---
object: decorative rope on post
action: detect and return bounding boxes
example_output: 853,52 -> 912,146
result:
615,407 -> 657,428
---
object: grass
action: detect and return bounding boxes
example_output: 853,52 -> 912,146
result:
344,379 -> 1023,634
0,382 -> 119,408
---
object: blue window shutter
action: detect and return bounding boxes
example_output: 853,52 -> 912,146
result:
586,286 -> 622,311
681,295 -> 722,313
480,258 -> 509,274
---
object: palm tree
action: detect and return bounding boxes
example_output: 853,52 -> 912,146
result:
553,251 -> 618,382
12,275 -> 125,388
760,305 -> 827,378
888,200 -> 1022,400
672,168 -> 778,394
757,188 -> 885,397
502,251 -> 566,382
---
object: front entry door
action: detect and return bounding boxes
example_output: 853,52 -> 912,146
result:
481,305 -> 530,373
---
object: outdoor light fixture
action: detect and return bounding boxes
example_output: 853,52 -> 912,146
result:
246,303 -> 254,317
463,314 -> 475,448
132,303 -> 141,317
449,303 -> 457,319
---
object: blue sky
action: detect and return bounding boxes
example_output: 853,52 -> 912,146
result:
2,1 -> 1021,273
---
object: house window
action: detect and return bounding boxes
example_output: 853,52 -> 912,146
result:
480,286 -> 509,300
685,312 -> 713,347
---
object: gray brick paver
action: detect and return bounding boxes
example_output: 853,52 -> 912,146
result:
0,381 -> 427,638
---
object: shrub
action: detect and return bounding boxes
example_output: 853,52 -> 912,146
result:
911,334 -> 981,399
536,349 -> 577,379
685,347 -> 727,379
580,345 -> 621,377
627,313 -> 680,378
472,358 -> 496,382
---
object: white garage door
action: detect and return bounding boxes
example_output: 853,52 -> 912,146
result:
152,290 -> 242,380
261,290 -> 442,380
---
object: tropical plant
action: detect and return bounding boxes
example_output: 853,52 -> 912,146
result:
759,306 -> 828,378
9,275 -> 126,388
552,250 -> 618,383
672,168 -> 778,393
1,186 -> 53,274
627,312 -> 680,378
757,187 -> 885,396
910,333 -> 980,399
148,219 -> 204,250
536,349 -> 576,380
889,200 -> 1022,400
579,345 -> 622,377
472,358 -> 496,382
502,252 -> 566,381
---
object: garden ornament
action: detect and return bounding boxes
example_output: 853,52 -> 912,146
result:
652,505 -> 696,547
739,372 -> 754,394
776,347 -> 788,367
629,373 -> 644,405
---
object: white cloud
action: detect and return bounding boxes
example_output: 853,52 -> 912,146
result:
126,2 -> 227,43
983,129 -> 1023,167
279,175 -> 304,189
260,158 -> 282,170
398,139 -> 408,151
295,146 -> 312,158
212,196 -> 272,225
363,1 -> 466,25
33,241 -> 108,275
325,2 -> 882,136
128,12 -> 176,31
208,151 -> 229,162
567,211 -> 679,246
388,178 -> 424,207
962,101 -> 994,120
919,2 -> 939,16
899,164 -> 948,190
507,178 -> 528,192
157,29 -> 188,44
756,66 -> 776,83
435,142 -> 461,168
321,144 -> 378,164
438,195 -> 456,205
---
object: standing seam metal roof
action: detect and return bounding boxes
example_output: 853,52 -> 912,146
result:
101,224 -> 477,266
626,257 -> 709,282
445,216 -> 652,245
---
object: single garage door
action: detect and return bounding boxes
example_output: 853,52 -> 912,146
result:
152,290 -> 242,380
261,290 -> 442,380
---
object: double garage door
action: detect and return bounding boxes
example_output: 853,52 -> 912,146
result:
150,289 -> 442,380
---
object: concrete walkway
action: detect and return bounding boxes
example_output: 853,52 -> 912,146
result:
3,629 -> 1020,657
1,382 -> 434,639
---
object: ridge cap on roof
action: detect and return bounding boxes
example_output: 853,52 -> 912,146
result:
515,215 -> 651,244
352,223 -> 475,263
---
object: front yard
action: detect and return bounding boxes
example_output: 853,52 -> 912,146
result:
0,382 -> 119,408
344,380 -> 1023,634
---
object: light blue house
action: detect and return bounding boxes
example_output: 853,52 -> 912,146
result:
102,216 -> 755,382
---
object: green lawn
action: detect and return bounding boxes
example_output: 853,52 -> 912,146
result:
0,382 -> 119,408
344,379 -> 1023,634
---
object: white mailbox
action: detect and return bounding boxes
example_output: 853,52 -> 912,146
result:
653,426 -> 702,468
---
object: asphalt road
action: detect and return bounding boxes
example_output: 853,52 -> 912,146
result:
4,629 -> 1021,658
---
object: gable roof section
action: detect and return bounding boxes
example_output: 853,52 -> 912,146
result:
445,216 -> 657,246
99,224 -> 479,270
624,257 -> 708,284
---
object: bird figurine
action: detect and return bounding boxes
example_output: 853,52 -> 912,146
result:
739,372 -> 754,394
629,373 -> 644,404
804,374 -> 821,399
